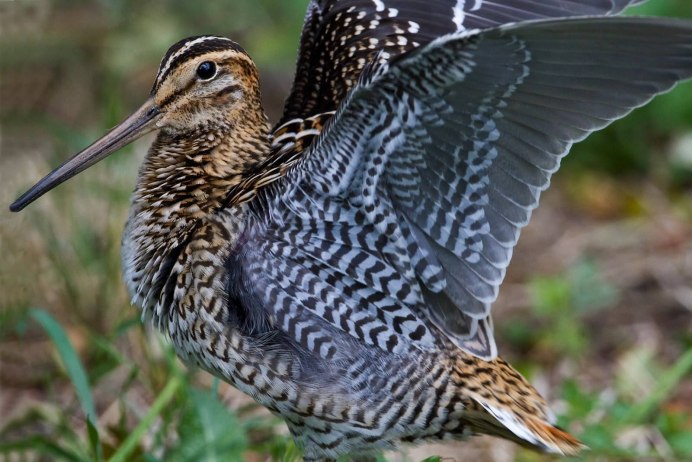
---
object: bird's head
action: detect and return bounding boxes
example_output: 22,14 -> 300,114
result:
151,36 -> 262,134
10,36 -> 264,212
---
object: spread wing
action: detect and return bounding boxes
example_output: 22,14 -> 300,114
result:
277,0 -> 646,124
243,17 -> 692,360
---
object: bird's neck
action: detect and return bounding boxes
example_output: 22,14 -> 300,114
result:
122,110 -> 271,313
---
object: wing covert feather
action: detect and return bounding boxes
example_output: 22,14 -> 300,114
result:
245,17 -> 692,360
278,0 -> 646,124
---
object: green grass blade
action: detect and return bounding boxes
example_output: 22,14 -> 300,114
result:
30,309 -> 97,424
87,417 -> 104,462
0,436 -> 88,462
107,374 -> 183,462
624,348 -> 692,424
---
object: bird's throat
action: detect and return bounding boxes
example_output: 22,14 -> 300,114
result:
121,117 -> 271,315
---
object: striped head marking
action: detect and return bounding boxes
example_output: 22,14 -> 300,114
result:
151,36 -> 262,133
9,35 -> 268,213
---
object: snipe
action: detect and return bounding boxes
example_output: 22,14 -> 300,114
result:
10,1 -> 692,460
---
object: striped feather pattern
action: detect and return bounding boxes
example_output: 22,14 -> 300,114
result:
110,4 -> 692,460
278,0 -> 646,125
251,18 -> 692,360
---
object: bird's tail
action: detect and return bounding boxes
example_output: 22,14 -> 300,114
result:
452,355 -> 585,456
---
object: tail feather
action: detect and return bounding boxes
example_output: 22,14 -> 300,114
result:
452,355 -> 585,455
472,401 -> 585,456
523,415 -> 585,456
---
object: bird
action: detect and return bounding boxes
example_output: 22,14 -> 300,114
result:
9,0 -> 692,460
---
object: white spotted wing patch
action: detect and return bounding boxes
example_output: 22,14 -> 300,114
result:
278,0 -> 645,125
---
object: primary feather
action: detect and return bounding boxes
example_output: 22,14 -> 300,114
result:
261,16 -> 692,360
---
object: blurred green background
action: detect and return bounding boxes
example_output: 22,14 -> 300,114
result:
0,1 -> 691,461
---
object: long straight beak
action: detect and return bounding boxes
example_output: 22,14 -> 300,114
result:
9,99 -> 161,212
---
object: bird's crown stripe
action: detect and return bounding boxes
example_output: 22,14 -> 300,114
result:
155,36 -> 236,88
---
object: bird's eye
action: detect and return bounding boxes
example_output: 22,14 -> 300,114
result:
196,61 -> 217,80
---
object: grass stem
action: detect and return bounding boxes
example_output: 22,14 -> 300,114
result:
108,375 -> 183,462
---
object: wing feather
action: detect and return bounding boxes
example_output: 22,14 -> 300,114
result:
242,17 -> 692,360
278,0 -> 646,124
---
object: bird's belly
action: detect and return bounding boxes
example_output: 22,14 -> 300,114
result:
170,328 -> 470,458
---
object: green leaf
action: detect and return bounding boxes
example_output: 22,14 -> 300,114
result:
167,387 -> 247,462
560,380 -> 596,423
528,275 -> 571,317
143,456 -> 163,462
30,309 -> 97,424
669,431 -> 692,457
579,423 -> 614,451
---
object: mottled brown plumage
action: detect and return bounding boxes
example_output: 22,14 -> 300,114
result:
10,1 -> 692,460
